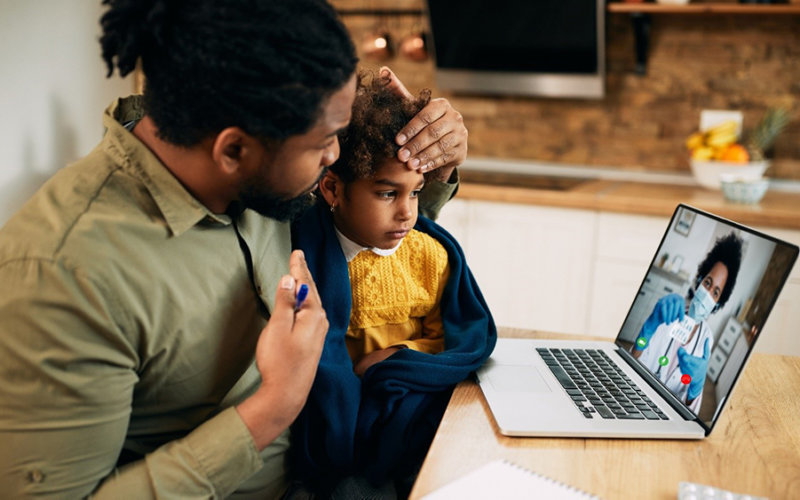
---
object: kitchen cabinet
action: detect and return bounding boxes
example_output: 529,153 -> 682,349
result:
707,347 -> 728,383
436,198 -> 800,356
588,212 -> 673,341
714,333 -> 749,403
708,316 -> 742,383
717,316 -> 743,355
437,199 -> 597,335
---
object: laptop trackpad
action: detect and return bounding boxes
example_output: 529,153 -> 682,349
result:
486,365 -> 552,393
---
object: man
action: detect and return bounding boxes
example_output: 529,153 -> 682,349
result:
0,0 -> 467,497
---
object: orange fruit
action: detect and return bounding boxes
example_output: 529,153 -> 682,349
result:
719,144 -> 750,163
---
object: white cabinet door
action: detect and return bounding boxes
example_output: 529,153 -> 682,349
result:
463,200 -> 596,335
594,212 -> 669,264
442,201 -> 798,355
717,316 -> 742,355
587,260 -> 645,340
755,280 -> 800,355
434,198 -> 470,248
589,212 -> 671,340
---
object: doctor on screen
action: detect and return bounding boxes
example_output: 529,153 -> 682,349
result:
632,233 -> 743,413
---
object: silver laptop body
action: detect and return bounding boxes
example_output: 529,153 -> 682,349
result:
477,204 -> 798,439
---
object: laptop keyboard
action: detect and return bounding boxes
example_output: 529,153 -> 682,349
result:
537,348 -> 668,421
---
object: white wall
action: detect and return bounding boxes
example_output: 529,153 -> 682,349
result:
0,1 -> 131,225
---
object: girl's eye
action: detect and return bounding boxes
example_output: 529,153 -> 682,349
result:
377,191 -> 396,199
319,140 -> 335,150
411,189 -> 422,198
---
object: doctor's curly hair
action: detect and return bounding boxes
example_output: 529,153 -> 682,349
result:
330,72 -> 431,183
690,232 -> 743,310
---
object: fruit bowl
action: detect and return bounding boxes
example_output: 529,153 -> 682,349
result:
719,175 -> 769,204
689,160 -> 769,190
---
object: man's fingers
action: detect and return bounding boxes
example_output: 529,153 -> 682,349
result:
286,249 -> 328,336
396,99 -> 449,154
411,131 -> 463,173
288,250 -> 311,282
380,71 -> 468,171
380,66 -> 413,100
269,274 -> 298,331
288,250 -> 319,299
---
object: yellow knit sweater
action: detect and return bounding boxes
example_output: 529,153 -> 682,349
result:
346,229 -> 450,363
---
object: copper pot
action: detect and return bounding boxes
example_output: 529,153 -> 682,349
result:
400,31 -> 428,62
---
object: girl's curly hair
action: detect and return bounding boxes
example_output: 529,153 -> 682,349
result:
330,72 -> 431,183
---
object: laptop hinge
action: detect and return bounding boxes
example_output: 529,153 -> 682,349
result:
616,346 -> 697,421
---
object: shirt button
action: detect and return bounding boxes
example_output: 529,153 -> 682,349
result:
28,469 -> 45,483
256,285 -> 263,295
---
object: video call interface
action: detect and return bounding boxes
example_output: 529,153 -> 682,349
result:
616,206 -> 797,426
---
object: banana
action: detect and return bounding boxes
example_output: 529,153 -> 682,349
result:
691,147 -> 714,160
706,131 -> 738,148
687,119 -> 741,157
704,120 -> 738,137
686,132 -> 705,150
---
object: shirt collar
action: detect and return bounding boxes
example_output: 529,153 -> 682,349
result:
101,96 -> 228,236
333,226 -> 403,262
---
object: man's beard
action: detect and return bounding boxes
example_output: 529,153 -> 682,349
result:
239,168 -> 326,222
239,188 -> 316,222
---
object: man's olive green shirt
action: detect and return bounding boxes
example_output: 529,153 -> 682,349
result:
0,96 -> 456,498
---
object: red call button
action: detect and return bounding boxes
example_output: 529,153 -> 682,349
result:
681,374 -> 691,385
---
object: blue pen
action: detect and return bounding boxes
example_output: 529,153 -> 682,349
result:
295,283 -> 309,311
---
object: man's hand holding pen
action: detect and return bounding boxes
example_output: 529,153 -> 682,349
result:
237,250 -> 329,451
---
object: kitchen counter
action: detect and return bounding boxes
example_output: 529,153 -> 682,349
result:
457,159 -> 800,230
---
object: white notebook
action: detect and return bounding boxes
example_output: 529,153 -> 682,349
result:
421,460 -> 598,499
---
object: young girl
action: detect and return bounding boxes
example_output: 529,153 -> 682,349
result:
290,74 -> 496,496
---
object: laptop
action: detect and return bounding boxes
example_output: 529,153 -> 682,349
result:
477,204 -> 798,438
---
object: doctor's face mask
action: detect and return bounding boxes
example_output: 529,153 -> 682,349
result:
689,261 -> 730,322
688,285 -> 717,322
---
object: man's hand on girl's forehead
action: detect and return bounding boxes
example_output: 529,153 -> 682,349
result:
380,67 -> 468,175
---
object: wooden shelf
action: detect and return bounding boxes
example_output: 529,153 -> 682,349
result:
609,2 -> 800,74
608,3 -> 800,14
335,8 -> 423,16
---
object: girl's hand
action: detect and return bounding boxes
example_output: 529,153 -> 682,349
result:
354,346 -> 402,377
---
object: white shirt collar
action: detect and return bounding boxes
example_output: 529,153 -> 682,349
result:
334,226 -> 403,262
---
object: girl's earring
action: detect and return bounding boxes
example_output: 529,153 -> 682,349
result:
330,202 -> 336,213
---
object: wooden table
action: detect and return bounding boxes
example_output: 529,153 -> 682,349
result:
410,329 -> 800,499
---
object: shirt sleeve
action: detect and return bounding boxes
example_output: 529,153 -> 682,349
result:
0,259 -> 264,499
418,169 -> 459,221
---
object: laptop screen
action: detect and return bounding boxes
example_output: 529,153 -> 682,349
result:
615,204 -> 797,430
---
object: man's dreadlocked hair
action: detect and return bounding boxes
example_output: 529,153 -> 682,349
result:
330,71 -> 431,183
99,0 -> 357,146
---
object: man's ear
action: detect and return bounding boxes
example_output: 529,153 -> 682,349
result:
318,170 -> 343,208
211,127 -> 258,176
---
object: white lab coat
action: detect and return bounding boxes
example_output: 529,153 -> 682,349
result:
637,320 -> 712,413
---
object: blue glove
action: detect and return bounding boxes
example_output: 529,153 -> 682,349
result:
677,338 -> 711,401
636,293 -> 684,350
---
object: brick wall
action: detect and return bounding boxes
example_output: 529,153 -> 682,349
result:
332,0 -> 800,180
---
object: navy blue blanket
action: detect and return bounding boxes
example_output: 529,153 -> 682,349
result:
290,202 -> 496,489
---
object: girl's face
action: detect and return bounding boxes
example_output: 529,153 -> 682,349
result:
328,159 -> 424,249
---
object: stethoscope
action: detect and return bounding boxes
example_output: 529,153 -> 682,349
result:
655,321 -> 704,379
